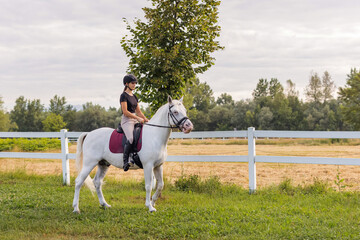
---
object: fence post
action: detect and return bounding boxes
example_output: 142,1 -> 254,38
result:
248,127 -> 256,193
60,129 -> 70,186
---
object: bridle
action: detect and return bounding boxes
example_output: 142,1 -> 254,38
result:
144,104 -> 189,130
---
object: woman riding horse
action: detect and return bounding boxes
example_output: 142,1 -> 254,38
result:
120,74 -> 149,171
72,73 -> 193,212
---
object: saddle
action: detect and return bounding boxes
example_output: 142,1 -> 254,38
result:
109,123 -> 143,168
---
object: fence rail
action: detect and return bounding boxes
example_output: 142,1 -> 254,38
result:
1,128 -> 360,192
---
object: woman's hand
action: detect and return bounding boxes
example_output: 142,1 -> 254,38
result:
138,117 -> 149,124
137,117 -> 145,124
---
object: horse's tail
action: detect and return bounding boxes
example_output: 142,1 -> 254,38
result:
76,132 -> 95,193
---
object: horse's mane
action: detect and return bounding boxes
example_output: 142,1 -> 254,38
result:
149,103 -> 169,123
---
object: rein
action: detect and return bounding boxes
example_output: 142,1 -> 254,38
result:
144,104 -> 188,130
144,123 -> 176,129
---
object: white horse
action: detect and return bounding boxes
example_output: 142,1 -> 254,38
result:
72,96 -> 193,213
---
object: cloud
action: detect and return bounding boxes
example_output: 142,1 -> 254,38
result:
1,0 -> 360,111
0,0 -> 146,110
201,0 -> 360,100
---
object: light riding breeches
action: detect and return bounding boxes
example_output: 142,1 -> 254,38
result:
121,115 -> 138,144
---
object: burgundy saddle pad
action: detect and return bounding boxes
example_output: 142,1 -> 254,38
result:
108,129 -> 143,153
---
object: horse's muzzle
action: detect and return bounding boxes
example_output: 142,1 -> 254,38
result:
181,119 -> 193,134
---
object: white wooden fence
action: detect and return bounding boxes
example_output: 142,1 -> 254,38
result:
1,128 -> 360,192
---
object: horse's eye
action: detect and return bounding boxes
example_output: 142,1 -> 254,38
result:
174,111 -> 178,115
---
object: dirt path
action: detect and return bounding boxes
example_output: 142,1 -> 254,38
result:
1,143 -> 360,190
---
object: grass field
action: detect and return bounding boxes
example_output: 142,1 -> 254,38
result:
1,171 -> 360,240
1,139 -> 360,239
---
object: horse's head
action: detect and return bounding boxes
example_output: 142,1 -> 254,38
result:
168,96 -> 193,134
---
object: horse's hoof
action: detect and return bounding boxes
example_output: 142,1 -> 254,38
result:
101,204 -> 111,210
149,208 -> 157,213
73,210 -> 80,214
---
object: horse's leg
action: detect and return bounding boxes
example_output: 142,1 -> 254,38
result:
72,162 -> 97,213
143,164 -> 156,212
151,164 -> 164,207
93,163 -> 111,209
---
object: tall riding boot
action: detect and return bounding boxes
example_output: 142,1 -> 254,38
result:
123,140 -> 132,172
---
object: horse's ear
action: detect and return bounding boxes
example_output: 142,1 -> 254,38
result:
168,96 -> 173,104
179,96 -> 183,103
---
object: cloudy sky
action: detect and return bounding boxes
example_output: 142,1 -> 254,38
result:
1,0 -> 359,111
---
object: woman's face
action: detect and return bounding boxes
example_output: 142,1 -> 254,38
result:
127,81 -> 137,90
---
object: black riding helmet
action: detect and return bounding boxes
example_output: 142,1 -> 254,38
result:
123,74 -> 138,85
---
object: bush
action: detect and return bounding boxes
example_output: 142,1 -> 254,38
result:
302,178 -> 331,194
275,178 -> 331,196
0,138 -> 15,151
0,138 -> 62,152
174,174 -> 222,194
278,178 -> 296,195
174,174 -> 201,192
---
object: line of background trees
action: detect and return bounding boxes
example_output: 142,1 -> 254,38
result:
1,68 -> 359,132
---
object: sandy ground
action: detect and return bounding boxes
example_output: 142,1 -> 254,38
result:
1,143 -> 360,190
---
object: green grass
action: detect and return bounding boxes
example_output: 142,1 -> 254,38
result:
1,172 -> 360,239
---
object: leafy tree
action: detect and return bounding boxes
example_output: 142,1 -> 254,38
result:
49,95 -> 67,115
303,102 -> 322,130
48,95 -> 78,130
258,107 -> 273,130
265,79 -> 291,129
326,99 -> 350,130
75,103 -> 117,131
287,95 -> 305,130
284,80 -> 306,129
318,103 -> 337,131
305,72 -> 323,103
252,78 -> 269,100
0,96 -> 11,131
338,68 -> 360,130
231,99 -> 256,130
245,110 -> 255,128
285,79 -> 299,97
182,79 -> 216,130
302,99 -> 344,131
187,79 -> 215,113
105,107 -> 122,130
10,96 -> 44,131
189,110 -> 210,131
207,93 -> 235,130
121,0 -> 223,111
268,78 -> 284,98
26,99 -> 45,131
252,78 -> 295,130
322,71 -> 336,103
9,96 -> 26,131
216,93 -> 234,106
252,78 -> 283,109
207,105 -> 234,131
62,105 -> 77,131
270,93 -> 293,130
42,113 -> 67,132
49,95 -> 78,131
303,71 -> 342,130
